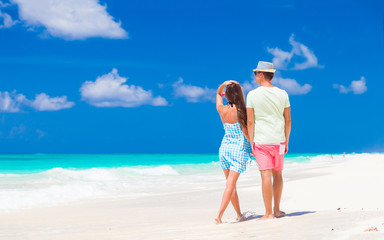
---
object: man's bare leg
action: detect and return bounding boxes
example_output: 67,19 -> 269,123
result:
272,170 -> 285,218
258,169 -> 274,220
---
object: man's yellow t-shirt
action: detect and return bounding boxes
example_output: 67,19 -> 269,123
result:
246,87 -> 290,144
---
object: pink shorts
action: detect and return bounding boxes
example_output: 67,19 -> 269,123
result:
253,142 -> 286,171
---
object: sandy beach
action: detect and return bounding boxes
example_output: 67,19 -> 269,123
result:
1,153 -> 384,240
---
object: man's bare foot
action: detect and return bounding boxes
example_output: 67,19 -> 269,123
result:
215,217 -> 222,224
257,214 -> 274,221
274,211 -> 286,218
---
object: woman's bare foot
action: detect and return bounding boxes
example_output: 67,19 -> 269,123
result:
257,214 -> 274,221
274,211 -> 286,218
215,217 -> 222,224
236,215 -> 246,222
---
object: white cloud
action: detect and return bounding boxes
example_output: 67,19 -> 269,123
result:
11,0 -> 128,40
289,35 -> 321,70
0,90 -> 74,112
0,1 -> 11,7
243,72 -> 311,95
267,47 -> 293,70
0,91 -> 26,112
0,10 -> 18,28
241,81 -> 256,94
80,68 -> 167,107
333,76 -> 367,95
272,77 -> 312,95
268,34 -> 322,70
172,78 -> 216,103
29,93 -> 75,111
333,84 -> 349,94
350,78 -> 367,94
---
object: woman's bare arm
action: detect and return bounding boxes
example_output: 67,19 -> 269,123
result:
216,80 -> 236,112
241,127 -> 250,142
216,84 -> 225,112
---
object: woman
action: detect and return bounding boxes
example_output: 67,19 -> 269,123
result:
215,80 -> 252,224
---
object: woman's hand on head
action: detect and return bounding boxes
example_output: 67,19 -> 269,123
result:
224,80 -> 239,85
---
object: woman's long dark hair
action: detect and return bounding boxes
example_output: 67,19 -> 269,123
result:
225,83 -> 248,131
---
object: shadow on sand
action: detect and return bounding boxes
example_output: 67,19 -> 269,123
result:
231,210 -> 316,223
286,211 -> 316,217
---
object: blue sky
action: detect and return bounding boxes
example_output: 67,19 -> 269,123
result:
0,0 -> 383,153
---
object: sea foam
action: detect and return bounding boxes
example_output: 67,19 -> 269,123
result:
0,165 -> 181,211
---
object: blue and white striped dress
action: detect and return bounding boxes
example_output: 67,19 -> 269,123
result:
219,107 -> 252,173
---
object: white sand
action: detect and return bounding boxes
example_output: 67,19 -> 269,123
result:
1,154 -> 384,239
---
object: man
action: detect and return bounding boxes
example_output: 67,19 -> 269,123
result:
246,61 -> 291,220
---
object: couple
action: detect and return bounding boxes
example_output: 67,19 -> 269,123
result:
215,61 -> 291,224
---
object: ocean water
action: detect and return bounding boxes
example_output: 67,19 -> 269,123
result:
0,153 -> 347,211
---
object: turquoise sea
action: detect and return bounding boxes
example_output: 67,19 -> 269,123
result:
0,153 -> 343,211
0,153 -> 324,174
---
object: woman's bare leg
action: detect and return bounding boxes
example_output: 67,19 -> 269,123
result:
215,170 -> 241,224
223,169 -> 242,218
